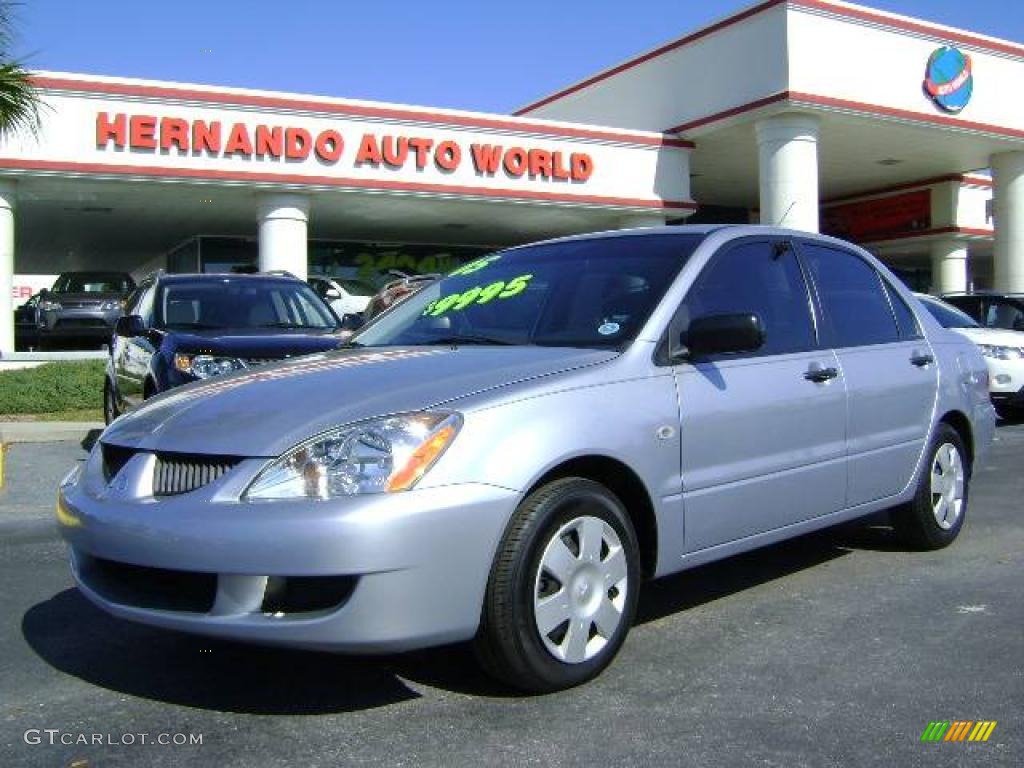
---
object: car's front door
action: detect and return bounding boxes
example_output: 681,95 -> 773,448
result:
115,282 -> 157,409
797,241 -> 938,506
670,238 -> 848,554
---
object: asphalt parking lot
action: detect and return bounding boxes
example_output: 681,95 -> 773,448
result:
1,425 -> 1021,768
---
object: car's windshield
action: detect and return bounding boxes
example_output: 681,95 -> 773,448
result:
353,234 -> 704,348
919,296 -> 980,329
156,279 -> 338,331
52,272 -> 133,293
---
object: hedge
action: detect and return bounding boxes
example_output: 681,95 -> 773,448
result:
0,360 -> 106,415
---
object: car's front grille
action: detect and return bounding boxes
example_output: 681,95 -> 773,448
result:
154,453 -> 243,496
100,442 -> 242,495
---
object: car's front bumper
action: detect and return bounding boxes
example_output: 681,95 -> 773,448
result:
57,450 -> 520,652
39,308 -> 119,338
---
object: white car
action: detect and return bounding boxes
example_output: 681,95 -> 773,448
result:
308,276 -> 375,319
917,293 -> 1024,419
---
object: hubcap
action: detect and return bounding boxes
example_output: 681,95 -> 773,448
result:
930,442 -> 965,530
533,515 -> 628,664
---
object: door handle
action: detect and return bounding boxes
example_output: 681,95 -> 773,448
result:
804,366 -> 839,383
910,353 -> 934,367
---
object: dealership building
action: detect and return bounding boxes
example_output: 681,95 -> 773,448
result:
1,0 -> 1023,353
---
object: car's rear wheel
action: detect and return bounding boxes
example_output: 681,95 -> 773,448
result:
475,477 -> 640,692
892,423 -> 970,550
103,379 -> 120,425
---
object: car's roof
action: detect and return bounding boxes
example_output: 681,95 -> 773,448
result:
156,272 -> 303,284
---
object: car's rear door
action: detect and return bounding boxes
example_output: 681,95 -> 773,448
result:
670,237 -> 848,553
797,241 -> 937,506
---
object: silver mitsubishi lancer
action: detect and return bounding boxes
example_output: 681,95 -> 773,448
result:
57,225 -> 995,692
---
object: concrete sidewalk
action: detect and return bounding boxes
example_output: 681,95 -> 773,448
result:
0,421 -> 103,445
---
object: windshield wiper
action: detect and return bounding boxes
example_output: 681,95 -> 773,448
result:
258,323 -> 328,329
421,334 -> 519,346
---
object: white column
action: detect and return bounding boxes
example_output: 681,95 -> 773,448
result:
0,180 -> 15,355
619,213 -> 667,229
992,151 -> 1024,293
755,114 -> 821,232
930,239 -> 968,294
258,193 -> 309,280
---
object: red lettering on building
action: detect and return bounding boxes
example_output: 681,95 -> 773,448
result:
224,123 -> 254,156
435,140 -> 461,172
470,144 -> 502,175
570,153 -> 593,182
159,118 -> 189,152
381,135 -> 408,168
528,149 -> 552,179
355,133 -> 382,166
285,128 -> 311,160
503,147 -> 527,177
314,130 -> 344,162
255,125 -> 284,158
192,121 -> 222,154
408,138 -> 433,170
551,151 -> 570,180
95,112 -> 127,149
129,115 -> 158,150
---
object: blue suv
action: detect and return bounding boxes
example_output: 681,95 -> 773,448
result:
104,272 -> 344,424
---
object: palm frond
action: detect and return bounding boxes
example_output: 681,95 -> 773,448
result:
0,59 -> 40,136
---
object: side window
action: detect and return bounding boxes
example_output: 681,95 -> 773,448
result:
987,299 -> 1024,331
123,286 -> 143,314
676,240 -> 816,357
800,243 -> 899,347
883,281 -> 922,340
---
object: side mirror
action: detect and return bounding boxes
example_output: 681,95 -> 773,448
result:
682,313 -> 765,359
324,288 -> 342,300
339,313 -> 364,332
115,314 -> 146,338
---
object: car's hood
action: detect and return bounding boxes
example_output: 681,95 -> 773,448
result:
948,326 -> 1024,348
171,328 -> 344,357
104,345 -> 618,456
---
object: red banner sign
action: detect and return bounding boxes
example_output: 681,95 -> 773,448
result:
821,190 -> 931,242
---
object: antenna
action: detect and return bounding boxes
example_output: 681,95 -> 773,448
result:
777,201 -> 796,228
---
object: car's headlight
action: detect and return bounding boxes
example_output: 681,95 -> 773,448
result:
99,300 -> 121,311
977,344 -> 1024,361
174,353 -> 247,379
39,300 -> 62,311
245,411 -> 463,500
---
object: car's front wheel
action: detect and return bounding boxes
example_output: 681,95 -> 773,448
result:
892,423 -> 970,550
475,477 -> 640,692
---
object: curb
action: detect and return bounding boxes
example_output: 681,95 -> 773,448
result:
0,422 -> 104,445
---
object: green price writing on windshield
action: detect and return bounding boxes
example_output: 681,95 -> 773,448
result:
448,254 -> 502,277
424,274 -> 533,317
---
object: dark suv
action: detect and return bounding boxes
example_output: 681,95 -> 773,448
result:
942,292 -> 1024,332
104,272 -> 343,423
38,271 -> 136,349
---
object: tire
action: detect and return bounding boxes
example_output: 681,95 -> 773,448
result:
891,423 -> 970,550
103,379 -> 120,425
475,477 -> 641,693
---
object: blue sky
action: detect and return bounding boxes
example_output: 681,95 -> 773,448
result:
12,1 -> 1023,114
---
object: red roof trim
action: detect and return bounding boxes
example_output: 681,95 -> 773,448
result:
824,175 -> 964,205
0,158 -> 696,211
666,90 -> 1024,139
515,0 -> 1024,117
30,76 -> 693,150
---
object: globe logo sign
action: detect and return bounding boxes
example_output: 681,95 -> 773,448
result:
923,46 -> 973,113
